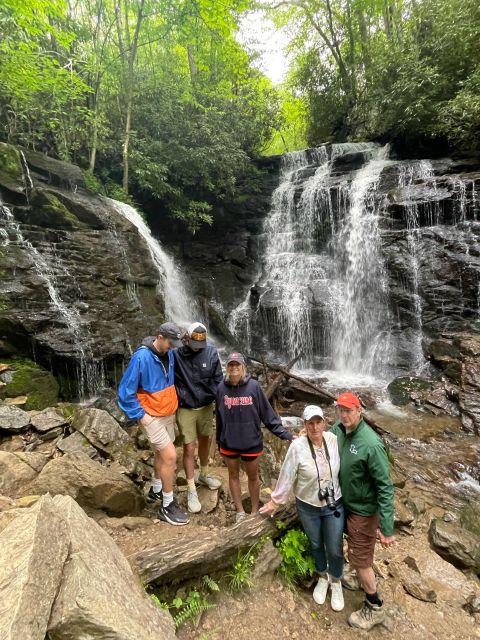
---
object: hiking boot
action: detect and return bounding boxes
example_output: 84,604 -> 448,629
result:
313,576 -> 329,605
145,486 -> 163,505
158,500 -> 190,526
187,489 -> 202,513
342,571 -> 361,591
348,600 -> 385,630
330,581 -> 344,611
198,473 -> 222,490
235,511 -> 247,523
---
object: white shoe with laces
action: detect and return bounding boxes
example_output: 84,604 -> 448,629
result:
187,490 -> 201,513
330,580 -> 344,611
313,576 -> 329,605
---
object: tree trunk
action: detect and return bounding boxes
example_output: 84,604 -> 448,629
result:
129,504 -> 298,585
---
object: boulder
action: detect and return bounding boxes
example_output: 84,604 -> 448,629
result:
30,408 -> 67,432
0,495 -> 69,640
388,561 -> 437,602
28,452 -> 143,516
71,407 -> 140,473
394,493 -> 416,528
428,518 -> 480,572
47,495 -> 176,640
0,404 -> 30,432
251,539 -> 282,581
0,361 -> 59,411
387,376 -> 432,406
0,142 -> 24,194
56,431 -> 98,458
0,451 -> 48,497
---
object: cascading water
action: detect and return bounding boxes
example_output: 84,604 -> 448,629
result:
0,198 -> 104,399
105,198 -> 198,326
330,145 -> 394,376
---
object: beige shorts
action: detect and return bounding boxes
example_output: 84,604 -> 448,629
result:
141,414 -> 176,451
176,403 -> 214,445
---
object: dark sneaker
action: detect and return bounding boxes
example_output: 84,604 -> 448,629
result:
145,486 -> 163,505
158,500 -> 190,526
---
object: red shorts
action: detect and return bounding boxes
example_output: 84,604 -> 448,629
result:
220,448 -> 263,462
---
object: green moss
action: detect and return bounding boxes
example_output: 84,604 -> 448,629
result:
460,503 -> 480,537
26,191 -> 83,229
0,143 -> 22,181
0,358 -> 59,410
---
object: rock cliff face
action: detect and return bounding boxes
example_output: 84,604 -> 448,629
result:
0,143 -> 172,395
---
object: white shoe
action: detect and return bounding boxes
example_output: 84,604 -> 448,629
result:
313,576 -> 329,604
330,581 -> 344,611
235,511 -> 247,523
187,490 -> 201,513
198,473 -> 222,490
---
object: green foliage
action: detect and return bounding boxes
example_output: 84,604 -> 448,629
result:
276,526 -> 315,588
226,547 -> 256,591
149,575 -> 218,628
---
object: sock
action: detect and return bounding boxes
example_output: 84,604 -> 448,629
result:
152,478 -> 162,493
200,465 -> 208,477
318,571 -> 328,580
187,478 -> 196,491
366,591 -> 383,607
329,576 -> 341,583
162,491 -> 173,508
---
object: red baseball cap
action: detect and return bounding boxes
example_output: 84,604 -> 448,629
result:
335,392 -> 361,409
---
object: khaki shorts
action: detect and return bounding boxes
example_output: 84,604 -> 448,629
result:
141,414 -> 176,452
176,403 -> 214,445
346,512 -> 380,569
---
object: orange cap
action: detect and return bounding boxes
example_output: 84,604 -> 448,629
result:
335,392 -> 361,409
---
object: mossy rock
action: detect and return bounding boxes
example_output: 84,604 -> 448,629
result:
0,142 -> 24,194
461,503 -> 480,538
17,190 -> 83,229
387,376 -> 433,406
0,358 -> 59,410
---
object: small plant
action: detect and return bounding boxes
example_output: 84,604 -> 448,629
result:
149,593 -> 169,610
226,547 -> 256,591
172,586 -> 214,627
276,526 -> 315,588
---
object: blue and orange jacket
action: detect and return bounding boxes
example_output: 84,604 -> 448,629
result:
117,338 -> 178,420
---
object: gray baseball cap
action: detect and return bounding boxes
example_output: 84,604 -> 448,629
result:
157,322 -> 184,348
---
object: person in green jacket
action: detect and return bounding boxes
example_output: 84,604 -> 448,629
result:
330,392 -> 395,631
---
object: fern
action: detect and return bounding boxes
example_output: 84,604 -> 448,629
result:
276,527 -> 315,588
202,575 -> 220,592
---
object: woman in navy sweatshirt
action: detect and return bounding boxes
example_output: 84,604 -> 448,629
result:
216,352 -> 294,523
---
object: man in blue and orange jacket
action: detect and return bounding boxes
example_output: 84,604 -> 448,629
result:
118,322 -> 189,526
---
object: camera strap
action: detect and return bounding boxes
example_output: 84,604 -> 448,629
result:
306,435 -> 334,491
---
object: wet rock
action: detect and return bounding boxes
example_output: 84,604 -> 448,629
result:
428,518 -> 480,571
387,376 -> 432,406
0,142 -> 24,194
0,404 -> 30,432
0,494 -> 69,640
0,451 -> 48,496
47,495 -> 176,640
37,426 -> 63,441
28,453 -> 143,516
30,408 -> 67,432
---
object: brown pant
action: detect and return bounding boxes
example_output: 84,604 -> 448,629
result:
346,512 -> 380,569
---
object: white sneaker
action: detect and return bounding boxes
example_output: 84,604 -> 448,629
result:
187,489 -> 201,513
330,580 -> 344,611
313,576 -> 329,604
235,511 -> 247,523
198,473 -> 222,490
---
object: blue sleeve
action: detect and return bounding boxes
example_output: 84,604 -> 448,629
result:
255,384 -> 293,441
213,352 -> 223,388
215,385 -> 224,444
117,353 -> 145,420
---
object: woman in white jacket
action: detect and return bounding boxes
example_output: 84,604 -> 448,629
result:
260,405 -> 345,611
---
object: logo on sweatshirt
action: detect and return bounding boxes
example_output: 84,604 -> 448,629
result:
224,395 -> 253,409
350,444 -> 358,455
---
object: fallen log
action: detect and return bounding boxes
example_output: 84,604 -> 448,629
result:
248,355 -> 390,436
264,353 -> 301,401
129,504 -> 298,585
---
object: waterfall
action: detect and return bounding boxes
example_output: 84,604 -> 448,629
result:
105,198 -> 197,326
0,198 -> 104,399
330,146 -> 393,375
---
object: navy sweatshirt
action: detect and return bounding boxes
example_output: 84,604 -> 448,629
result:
215,375 -> 293,452
174,343 -> 223,409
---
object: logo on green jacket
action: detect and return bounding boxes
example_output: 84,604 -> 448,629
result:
349,444 -> 358,454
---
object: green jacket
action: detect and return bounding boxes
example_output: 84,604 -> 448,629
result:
329,418 -> 394,536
